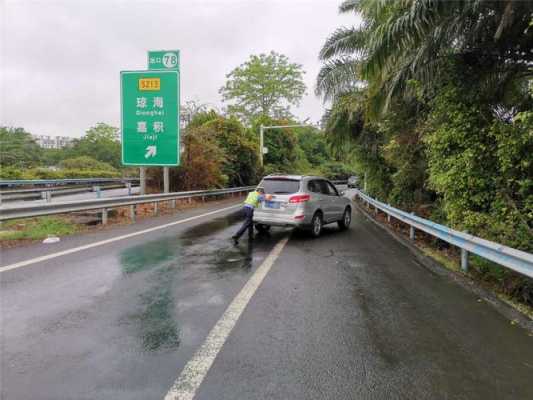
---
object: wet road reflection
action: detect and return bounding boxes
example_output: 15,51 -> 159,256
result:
119,210 -> 284,353
2,207 -> 289,400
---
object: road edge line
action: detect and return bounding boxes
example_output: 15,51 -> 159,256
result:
164,235 -> 290,400
0,204 -> 241,273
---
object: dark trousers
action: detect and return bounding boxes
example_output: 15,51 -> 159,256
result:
234,206 -> 254,239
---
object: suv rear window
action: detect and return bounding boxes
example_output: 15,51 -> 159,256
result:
261,178 -> 300,194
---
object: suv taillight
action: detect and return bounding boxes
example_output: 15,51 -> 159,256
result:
289,194 -> 310,203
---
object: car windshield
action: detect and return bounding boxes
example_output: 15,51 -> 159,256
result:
261,178 -> 300,194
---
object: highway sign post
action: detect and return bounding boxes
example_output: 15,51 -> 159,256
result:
121,70 -> 179,166
147,49 -> 180,192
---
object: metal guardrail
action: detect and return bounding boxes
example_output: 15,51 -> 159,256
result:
0,186 -> 255,223
354,189 -> 533,279
0,183 -> 139,202
0,178 -> 139,188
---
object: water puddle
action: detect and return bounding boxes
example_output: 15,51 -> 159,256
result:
118,211 -> 259,352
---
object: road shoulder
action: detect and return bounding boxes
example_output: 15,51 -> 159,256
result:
353,200 -> 533,332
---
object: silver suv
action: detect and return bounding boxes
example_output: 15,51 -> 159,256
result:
253,175 -> 352,237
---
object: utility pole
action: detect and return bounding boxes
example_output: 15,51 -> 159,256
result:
259,125 -> 264,167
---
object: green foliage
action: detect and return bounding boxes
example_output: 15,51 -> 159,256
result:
66,123 -> 121,169
220,51 -> 306,124
318,0 -> 533,115
0,216 -> 79,241
295,127 -> 329,167
425,84 -> 532,252
318,161 -> 353,180
0,166 -> 25,179
41,148 -> 68,167
0,127 -> 43,168
251,117 -> 300,174
59,156 -> 116,171
148,124 -> 227,191
204,115 -> 259,186
0,167 -> 120,179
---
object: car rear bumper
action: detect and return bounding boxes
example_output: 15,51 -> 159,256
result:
253,211 -> 310,228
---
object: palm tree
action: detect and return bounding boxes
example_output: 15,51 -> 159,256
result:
317,0 -> 533,115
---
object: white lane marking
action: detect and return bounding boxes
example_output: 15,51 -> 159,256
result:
0,204 -> 241,273
164,236 -> 290,400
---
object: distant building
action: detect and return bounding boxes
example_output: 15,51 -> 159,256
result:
32,135 -> 74,149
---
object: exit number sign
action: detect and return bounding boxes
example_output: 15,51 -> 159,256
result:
148,50 -> 180,70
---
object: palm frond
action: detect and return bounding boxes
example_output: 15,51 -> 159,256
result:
319,27 -> 367,61
315,57 -> 361,100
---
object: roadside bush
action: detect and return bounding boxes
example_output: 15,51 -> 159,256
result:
2,168 -> 121,180
319,161 -> 353,180
0,166 -> 25,179
59,156 -> 117,172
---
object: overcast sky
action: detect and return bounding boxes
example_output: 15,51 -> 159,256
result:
1,0 -> 356,138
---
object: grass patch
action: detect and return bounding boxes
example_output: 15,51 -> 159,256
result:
419,244 -> 460,272
0,216 -> 80,241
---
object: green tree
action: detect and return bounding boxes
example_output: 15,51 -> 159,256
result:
171,125 -> 227,190
317,0 -> 533,115
187,111 -> 260,186
68,123 -> 121,169
295,127 -> 329,167
0,127 -> 43,168
220,51 -> 307,124
251,117 -> 301,174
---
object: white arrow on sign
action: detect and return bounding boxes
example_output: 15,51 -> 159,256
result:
145,145 -> 157,158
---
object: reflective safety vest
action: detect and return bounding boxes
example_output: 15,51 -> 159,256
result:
244,191 -> 262,208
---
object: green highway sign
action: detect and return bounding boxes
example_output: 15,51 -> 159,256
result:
148,50 -> 180,70
121,70 -> 180,166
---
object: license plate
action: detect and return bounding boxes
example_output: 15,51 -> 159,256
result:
265,200 -> 280,209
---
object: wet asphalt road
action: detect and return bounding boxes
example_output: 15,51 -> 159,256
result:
1,193 -> 532,399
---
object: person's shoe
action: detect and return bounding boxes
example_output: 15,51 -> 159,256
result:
231,236 -> 239,245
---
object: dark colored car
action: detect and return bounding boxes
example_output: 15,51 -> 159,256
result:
347,176 -> 359,188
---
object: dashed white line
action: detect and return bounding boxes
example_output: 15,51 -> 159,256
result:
164,236 -> 290,400
0,204 -> 240,273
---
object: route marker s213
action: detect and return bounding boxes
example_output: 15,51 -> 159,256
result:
121,70 -> 179,166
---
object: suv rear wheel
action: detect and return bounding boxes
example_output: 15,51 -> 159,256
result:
310,212 -> 323,238
338,207 -> 351,230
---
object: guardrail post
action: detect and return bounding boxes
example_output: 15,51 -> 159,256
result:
461,230 -> 469,272
154,202 -> 159,216
461,248 -> 469,272
201,195 -> 205,202
387,207 -> 391,223
101,208 -> 108,225
126,182 -> 132,196
94,186 -> 101,198
129,205 -> 136,222
171,199 -> 176,209
45,191 -> 52,202
409,212 -> 415,240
